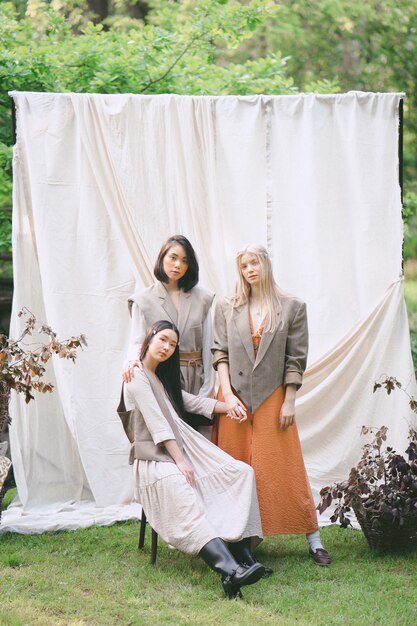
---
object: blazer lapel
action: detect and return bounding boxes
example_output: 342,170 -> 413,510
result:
156,281 -> 178,325
233,304 -> 255,365
254,313 -> 279,368
177,290 -> 192,337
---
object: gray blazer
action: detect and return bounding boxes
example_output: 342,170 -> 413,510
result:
128,281 -> 215,396
212,296 -> 308,413
128,281 -> 214,354
121,368 -> 217,464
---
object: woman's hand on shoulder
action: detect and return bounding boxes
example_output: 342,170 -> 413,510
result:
122,360 -> 143,383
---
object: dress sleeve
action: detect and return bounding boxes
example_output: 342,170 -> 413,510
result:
284,301 -> 308,389
198,305 -> 216,398
181,390 -> 217,418
125,370 -> 175,445
124,302 -> 147,365
212,299 -> 229,370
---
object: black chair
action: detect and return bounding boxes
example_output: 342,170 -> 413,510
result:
138,509 -> 158,565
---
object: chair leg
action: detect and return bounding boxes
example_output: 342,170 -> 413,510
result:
138,508 -> 158,564
151,528 -> 158,565
138,509 -> 147,549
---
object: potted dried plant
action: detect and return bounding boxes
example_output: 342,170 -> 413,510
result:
0,308 -> 86,520
318,377 -> 417,552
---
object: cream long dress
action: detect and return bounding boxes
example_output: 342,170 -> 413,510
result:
125,369 -> 262,555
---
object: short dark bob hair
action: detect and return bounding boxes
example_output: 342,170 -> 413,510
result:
154,235 -> 199,292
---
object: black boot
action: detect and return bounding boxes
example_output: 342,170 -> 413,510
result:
229,537 -> 274,578
199,538 -> 265,599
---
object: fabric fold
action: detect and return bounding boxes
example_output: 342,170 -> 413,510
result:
297,280 -> 416,519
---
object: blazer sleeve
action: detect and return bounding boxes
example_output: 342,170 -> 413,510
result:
212,299 -> 230,370
284,301 -> 308,389
124,302 -> 147,364
181,390 -> 217,418
198,305 -> 216,398
125,369 -> 175,445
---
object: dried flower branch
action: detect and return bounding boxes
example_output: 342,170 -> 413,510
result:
318,377 -> 417,536
0,307 -> 87,408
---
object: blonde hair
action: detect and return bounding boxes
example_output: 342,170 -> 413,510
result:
233,244 -> 283,332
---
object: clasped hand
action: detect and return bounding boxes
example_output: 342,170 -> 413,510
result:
224,393 -> 247,422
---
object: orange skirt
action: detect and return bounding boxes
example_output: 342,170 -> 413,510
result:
212,386 -> 318,536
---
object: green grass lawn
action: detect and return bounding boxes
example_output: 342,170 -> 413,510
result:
1,488 -> 416,626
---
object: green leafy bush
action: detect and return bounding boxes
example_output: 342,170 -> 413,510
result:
403,192 -> 417,260
410,333 -> 417,371
0,211 -> 12,256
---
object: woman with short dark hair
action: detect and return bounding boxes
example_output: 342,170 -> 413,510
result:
153,235 -> 199,291
123,236 -> 215,420
123,320 -> 265,598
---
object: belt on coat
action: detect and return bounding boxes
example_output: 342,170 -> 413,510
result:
179,351 -> 203,393
179,350 -> 203,367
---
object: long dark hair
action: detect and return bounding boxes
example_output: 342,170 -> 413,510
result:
140,320 -> 188,421
153,235 -> 199,292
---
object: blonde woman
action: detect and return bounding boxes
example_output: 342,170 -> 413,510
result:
212,245 -> 331,567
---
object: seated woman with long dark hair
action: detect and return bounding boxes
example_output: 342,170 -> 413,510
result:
123,320 -> 266,598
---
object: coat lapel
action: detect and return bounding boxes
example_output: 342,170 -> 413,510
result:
254,313 -> 279,368
156,281 -> 178,325
177,290 -> 192,337
233,304 -> 255,365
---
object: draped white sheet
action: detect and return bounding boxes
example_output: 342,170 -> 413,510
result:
2,91 -> 415,534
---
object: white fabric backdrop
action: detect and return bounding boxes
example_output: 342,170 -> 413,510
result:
2,91 -> 415,534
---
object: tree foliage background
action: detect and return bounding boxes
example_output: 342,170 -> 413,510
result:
1,0 -> 417,260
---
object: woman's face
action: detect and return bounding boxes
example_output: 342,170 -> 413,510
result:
162,244 -> 189,283
148,328 -> 178,363
240,253 -> 261,287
